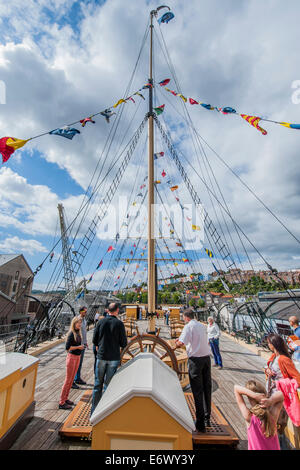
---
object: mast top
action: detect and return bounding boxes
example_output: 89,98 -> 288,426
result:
151,5 -> 170,17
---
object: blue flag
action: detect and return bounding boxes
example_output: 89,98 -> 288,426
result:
158,12 -> 175,24
49,126 -> 80,140
76,290 -> 85,300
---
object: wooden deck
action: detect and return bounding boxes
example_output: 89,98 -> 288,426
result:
10,321 -> 267,450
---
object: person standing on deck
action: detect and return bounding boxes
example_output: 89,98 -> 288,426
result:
94,311 -> 100,326
265,333 -> 300,389
165,308 -> 170,326
59,316 -> 84,410
207,317 -> 223,370
175,308 -> 212,433
91,303 -> 127,415
72,306 -> 88,388
265,333 -> 300,429
93,314 -> 105,374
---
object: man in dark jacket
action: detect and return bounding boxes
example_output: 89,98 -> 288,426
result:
91,302 -> 127,414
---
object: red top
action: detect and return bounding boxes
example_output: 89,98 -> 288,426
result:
267,353 -> 300,387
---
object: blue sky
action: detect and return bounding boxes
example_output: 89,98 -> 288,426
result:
1,0 -> 300,292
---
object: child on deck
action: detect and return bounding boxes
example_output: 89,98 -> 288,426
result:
234,380 -> 283,450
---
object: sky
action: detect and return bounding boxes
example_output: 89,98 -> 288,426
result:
0,0 -> 300,292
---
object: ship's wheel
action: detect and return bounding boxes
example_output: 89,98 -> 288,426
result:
120,331 -> 180,376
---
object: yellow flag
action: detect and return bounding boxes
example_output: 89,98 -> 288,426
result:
6,138 -> 29,150
174,262 -> 178,266
155,180 -> 161,184
192,225 -> 201,231
113,99 -> 126,108
178,94 -> 187,103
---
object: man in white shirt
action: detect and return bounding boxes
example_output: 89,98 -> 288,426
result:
175,308 -> 212,433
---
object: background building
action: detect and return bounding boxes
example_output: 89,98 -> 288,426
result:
0,254 -> 33,325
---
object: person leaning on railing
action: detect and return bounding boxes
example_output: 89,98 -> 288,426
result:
265,333 -> 300,429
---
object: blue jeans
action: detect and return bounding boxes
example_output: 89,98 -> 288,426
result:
209,338 -> 223,367
93,345 -> 97,374
91,359 -> 119,415
74,348 -> 85,381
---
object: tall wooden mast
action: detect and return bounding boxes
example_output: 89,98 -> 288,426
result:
147,9 -> 156,333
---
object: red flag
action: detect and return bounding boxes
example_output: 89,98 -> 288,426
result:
189,98 -> 199,105
0,137 -> 28,163
159,79 -> 171,86
107,246 -> 114,253
162,169 -> 166,177
80,117 -> 95,127
97,260 -> 103,269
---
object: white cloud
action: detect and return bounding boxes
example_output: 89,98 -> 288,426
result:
0,235 -> 47,255
0,166 -> 87,236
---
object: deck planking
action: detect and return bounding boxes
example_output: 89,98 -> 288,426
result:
10,321 -> 267,451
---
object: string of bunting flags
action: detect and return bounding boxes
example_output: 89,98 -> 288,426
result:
157,79 -> 300,136
0,83 -> 164,164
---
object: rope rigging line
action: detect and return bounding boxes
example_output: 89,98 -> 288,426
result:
154,130 -> 230,281
16,115 -> 149,326
157,88 -> 253,281
154,115 -> 280,274
154,27 -> 250,284
155,115 -> 255,282
91,167 -> 149,299
94,180 -> 148,299
153,87 -> 208,279
154,26 -> 300,249
155,84 -> 254,278
74,119 -> 148,299
154,185 -> 206,279
42,103 -> 146,311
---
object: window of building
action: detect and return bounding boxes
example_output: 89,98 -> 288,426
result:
15,271 -> 19,280
12,282 -> 18,293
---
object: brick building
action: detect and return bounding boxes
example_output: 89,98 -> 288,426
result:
0,254 -> 33,325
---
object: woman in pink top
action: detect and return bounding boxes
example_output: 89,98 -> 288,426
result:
234,380 -> 283,450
